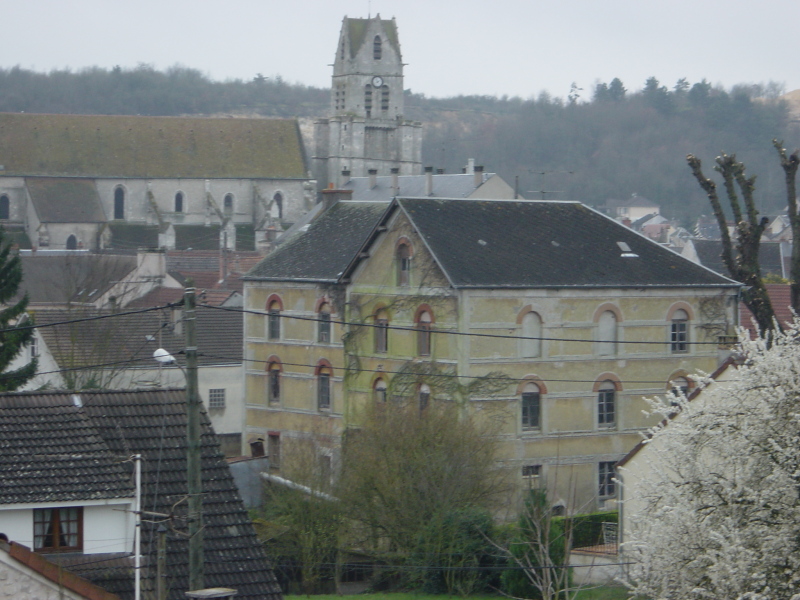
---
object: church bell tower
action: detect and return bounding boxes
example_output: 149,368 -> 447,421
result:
313,15 -> 422,190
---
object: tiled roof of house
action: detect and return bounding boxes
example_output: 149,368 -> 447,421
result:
0,112 -> 307,179
692,239 -> 785,278
0,389 -> 281,600
245,201 -> 389,282
3,541 -> 121,600
107,224 -> 160,252
26,177 -> 107,223
343,172 -> 496,201
395,199 -> 736,288
740,284 -> 794,336
33,304 -> 242,369
0,394 -> 133,505
19,253 -> 137,305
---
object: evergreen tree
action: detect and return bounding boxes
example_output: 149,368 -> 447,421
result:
0,228 -> 36,390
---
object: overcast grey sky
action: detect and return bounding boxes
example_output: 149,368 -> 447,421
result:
1,0 -> 798,100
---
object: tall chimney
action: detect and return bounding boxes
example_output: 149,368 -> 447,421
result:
425,166 -> 433,196
368,168 -> 378,189
390,167 -> 400,196
474,165 -> 484,189
467,158 -> 475,174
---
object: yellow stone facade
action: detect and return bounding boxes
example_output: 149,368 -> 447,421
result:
244,208 -> 738,511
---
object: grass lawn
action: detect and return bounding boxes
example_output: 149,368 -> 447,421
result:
286,587 -> 630,600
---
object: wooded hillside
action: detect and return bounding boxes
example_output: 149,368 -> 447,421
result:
1,65 -> 797,225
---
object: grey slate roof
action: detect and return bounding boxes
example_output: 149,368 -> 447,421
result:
34,304 -> 242,369
343,172 -> 495,201
246,198 -> 737,289
246,201 -> 389,282
397,199 -> 736,288
0,394 -> 133,505
0,389 -> 281,600
19,253 -> 137,305
26,177 -> 106,223
692,239 -> 786,279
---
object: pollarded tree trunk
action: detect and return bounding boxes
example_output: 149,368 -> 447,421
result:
687,153 -> 777,335
773,140 -> 800,313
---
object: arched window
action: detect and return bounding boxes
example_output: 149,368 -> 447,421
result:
671,309 -> 689,353
597,311 -> 618,356
318,303 -> 332,343
273,192 -> 283,220
416,310 -> 433,356
268,300 -> 282,340
224,193 -> 234,216
597,380 -> 616,427
267,361 -> 282,404
670,376 -> 690,397
317,362 -> 332,410
374,309 -> 389,353
521,311 -> 542,358
373,378 -> 387,403
373,35 -> 382,60
397,243 -> 411,286
66,235 -> 78,250
174,192 -> 184,213
114,187 -> 125,220
0,195 -> 9,220
521,382 -> 541,429
418,384 -> 431,412
364,85 -> 373,117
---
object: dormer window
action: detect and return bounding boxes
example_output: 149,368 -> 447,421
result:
397,243 -> 411,286
373,35 -> 382,60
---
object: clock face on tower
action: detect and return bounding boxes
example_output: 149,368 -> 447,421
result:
371,76 -> 384,88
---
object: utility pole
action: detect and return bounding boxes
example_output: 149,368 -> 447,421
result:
185,285 -> 203,591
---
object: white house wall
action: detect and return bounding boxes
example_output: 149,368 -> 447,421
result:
0,549 -> 92,600
0,499 -> 134,554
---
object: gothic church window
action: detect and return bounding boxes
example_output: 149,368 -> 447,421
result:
175,192 -> 184,213
373,36 -> 382,60
365,85 -> 373,118
381,86 -> 389,112
114,187 -> 125,220
273,192 -> 283,219
66,235 -> 78,250
224,194 -> 234,216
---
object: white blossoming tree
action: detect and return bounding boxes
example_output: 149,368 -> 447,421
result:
623,323 -> 800,600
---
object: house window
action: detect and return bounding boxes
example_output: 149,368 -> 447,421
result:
374,310 -> 389,353
597,381 -> 616,427
29,336 -> 38,360
597,310 -> 618,356
373,35 -> 382,60
397,243 -> 411,286
268,300 -> 281,340
599,461 -> 616,497
418,383 -> 431,412
522,464 -> 541,486
318,363 -> 332,410
318,303 -> 332,343
671,309 -> 689,353
671,376 -> 690,397
0,194 -> 9,219
416,310 -> 432,356
268,433 -> 281,469
175,192 -> 184,213
521,311 -> 542,358
33,507 -> 83,552
273,192 -> 283,219
268,362 -> 281,404
223,193 -> 234,216
373,378 -> 387,403
208,388 -> 225,409
521,382 -> 541,429
66,235 -> 78,250
114,187 -> 125,220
